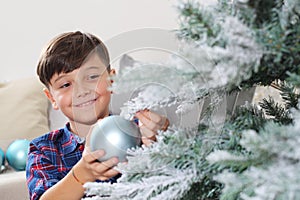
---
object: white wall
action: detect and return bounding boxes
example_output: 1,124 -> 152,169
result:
0,0 -> 178,80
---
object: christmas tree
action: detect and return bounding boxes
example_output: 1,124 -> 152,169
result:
84,0 -> 300,199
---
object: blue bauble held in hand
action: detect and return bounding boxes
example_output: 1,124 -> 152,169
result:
6,139 -> 30,171
90,115 -> 142,162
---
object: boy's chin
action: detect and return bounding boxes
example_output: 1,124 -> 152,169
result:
72,117 -> 99,126
72,111 -> 109,126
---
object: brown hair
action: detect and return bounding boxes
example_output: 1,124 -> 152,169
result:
36,31 -> 110,87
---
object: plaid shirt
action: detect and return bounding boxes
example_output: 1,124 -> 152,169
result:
26,123 -> 120,200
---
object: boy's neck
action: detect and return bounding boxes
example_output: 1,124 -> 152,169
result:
68,111 -> 110,138
69,122 -> 93,138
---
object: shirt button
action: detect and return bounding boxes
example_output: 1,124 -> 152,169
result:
79,144 -> 84,152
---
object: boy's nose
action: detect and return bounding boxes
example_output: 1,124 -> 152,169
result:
74,83 -> 91,98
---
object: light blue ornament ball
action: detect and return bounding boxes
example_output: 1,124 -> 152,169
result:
0,148 -> 5,166
90,115 -> 142,162
6,139 -> 30,171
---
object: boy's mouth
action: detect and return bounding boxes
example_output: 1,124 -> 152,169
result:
73,98 -> 98,107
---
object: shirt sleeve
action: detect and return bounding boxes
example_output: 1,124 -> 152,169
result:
26,142 -> 62,200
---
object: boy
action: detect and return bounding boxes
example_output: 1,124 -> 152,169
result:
26,31 -> 169,200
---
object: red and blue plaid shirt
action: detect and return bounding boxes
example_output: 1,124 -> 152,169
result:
26,123 -> 120,200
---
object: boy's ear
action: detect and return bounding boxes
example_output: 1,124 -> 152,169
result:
109,68 -> 116,76
109,69 -> 116,84
43,88 -> 59,110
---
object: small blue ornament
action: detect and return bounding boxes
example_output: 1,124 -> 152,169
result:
0,148 -> 5,166
6,139 -> 30,171
90,115 -> 142,162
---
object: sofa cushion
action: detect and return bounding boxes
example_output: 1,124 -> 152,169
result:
0,77 -> 50,150
0,170 -> 28,199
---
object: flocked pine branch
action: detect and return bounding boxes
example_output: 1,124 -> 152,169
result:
287,72 -> 300,88
226,102 -> 267,132
176,0 -> 300,87
240,0 -> 300,86
276,80 -> 300,109
208,107 -> 300,199
84,168 -> 195,200
256,80 -> 300,125
259,96 -> 292,124
84,102 -> 272,200
84,126 -> 223,200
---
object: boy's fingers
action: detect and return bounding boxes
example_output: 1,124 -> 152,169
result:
144,110 -> 169,131
103,157 -> 119,167
88,156 -> 119,175
161,118 -> 170,131
139,125 -> 156,139
97,157 -> 119,171
89,161 -> 120,181
142,136 -> 155,146
142,110 -> 163,123
136,111 -> 155,130
136,111 -> 163,131
99,168 -> 120,180
83,149 -> 105,163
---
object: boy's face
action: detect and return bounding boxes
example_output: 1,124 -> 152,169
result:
44,52 -> 114,131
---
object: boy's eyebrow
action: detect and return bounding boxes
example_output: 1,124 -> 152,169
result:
85,66 -> 99,70
86,66 -> 105,70
85,66 -> 107,74
53,74 -> 67,83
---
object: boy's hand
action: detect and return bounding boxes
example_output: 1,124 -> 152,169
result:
73,131 -> 120,184
81,148 -> 119,181
135,110 -> 169,146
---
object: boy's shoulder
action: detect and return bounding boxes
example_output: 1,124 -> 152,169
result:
31,128 -> 66,147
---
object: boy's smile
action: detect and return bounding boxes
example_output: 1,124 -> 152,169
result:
73,97 -> 98,108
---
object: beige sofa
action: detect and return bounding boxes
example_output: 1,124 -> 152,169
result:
0,77 -> 67,200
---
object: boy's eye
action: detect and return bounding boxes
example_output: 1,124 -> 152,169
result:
88,74 -> 100,80
60,82 -> 71,88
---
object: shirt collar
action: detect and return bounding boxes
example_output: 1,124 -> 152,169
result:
60,123 -> 85,154
60,115 -> 113,154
